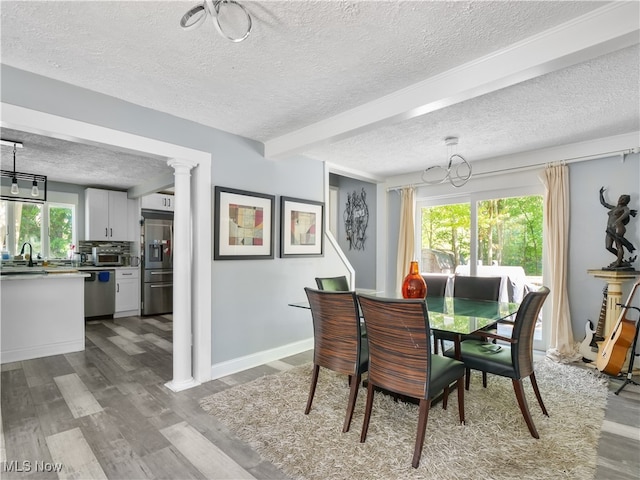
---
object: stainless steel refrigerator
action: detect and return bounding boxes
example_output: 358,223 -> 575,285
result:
141,210 -> 173,315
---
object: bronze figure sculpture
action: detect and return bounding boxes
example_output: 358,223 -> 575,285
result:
600,187 -> 637,270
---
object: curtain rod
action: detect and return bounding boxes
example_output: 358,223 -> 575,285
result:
386,147 -> 639,193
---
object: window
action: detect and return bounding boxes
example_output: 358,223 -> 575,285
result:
1,200 -> 76,260
476,196 -> 543,278
418,189 -> 544,344
420,201 -> 470,273
418,194 -> 543,281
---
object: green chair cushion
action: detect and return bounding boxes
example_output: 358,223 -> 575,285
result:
429,354 -> 465,395
445,340 -> 517,379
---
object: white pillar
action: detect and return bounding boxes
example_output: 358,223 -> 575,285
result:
165,158 -> 200,392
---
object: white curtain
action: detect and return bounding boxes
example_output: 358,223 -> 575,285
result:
541,164 -> 581,363
396,187 -> 416,292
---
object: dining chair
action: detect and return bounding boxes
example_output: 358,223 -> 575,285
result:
304,287 -> 368,433
453,275 -> 502,300
420,274 -> 449,297
315,275 -> 350,291
443,286 -> 550,438
357,294 -> 465,468
433,275 -> 502,356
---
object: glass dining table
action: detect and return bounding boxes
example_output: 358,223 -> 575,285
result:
289,292 -> 520,359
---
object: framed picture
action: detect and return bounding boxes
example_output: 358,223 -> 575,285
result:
280,196 -> 324,257
214,186 -> 275,260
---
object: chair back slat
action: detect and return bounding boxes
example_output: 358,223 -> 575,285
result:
305,288 -> 362,375
453,275 -> 501,301
512,286 -> 550,377
358,296 -> 431,399
315,276 -> 350,291
421,274 -> 449,297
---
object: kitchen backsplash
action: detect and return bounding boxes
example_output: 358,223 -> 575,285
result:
77,241 -> 133,256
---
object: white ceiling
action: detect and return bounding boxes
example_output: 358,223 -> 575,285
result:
0,1 -> 638,189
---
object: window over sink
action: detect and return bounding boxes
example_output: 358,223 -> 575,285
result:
0,199 -> 76,260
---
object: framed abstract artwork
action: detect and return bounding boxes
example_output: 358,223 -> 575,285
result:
280,196 -> 324,257
214,186 -> 275,260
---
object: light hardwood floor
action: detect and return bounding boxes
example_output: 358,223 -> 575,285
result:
1,315 -> 638,479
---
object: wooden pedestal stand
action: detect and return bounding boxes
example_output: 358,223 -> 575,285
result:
588,269 -> 640,373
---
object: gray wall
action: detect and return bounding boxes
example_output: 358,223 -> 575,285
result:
330,174 -> 377,290
1,65 -> 348,367
568,154 -> 640,339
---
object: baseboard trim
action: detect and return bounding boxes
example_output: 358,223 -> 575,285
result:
210,337 -> 313,379
0,339 -> 85,364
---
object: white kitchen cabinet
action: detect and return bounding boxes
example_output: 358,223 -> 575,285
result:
141,193 -> 174,212
115,267 -> 140,316
85,188 -> 134,241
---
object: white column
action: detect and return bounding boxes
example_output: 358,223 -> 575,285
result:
165,158 -> 200,392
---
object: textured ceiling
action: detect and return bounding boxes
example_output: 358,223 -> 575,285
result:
0,1 -> 638,189
0,128 -> 172,190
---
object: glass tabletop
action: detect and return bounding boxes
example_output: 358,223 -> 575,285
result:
288,294 -> 519,336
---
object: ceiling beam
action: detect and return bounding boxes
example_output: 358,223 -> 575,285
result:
127,172 -> 175,199
265,2 -> 639,160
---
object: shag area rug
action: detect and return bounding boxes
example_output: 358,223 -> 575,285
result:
200,359 -> 608,480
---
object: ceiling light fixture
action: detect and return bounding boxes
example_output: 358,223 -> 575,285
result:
421,136 -> 472,188
180,0 -> 252,43
1,139 -> 47,203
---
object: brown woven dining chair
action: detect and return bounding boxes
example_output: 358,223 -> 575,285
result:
443,286 -> 550,438
357,294 -> 465,468
304,287 -> 368,433
315,275 -> 350,291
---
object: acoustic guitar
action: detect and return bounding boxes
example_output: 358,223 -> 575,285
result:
579,286 -> 607,362
596,280 -> 640,376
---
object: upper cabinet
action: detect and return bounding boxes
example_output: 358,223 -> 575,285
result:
85,188 -> 134,241
141,193 -> 174,212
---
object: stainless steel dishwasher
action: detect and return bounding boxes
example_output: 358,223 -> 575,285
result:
84,269 -> 116,318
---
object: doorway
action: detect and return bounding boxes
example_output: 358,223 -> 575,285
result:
1,102 -> 212,386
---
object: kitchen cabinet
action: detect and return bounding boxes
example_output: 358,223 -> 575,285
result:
141,193 -> 174,212
85,188 -> 135,241
115,267 -> 140,316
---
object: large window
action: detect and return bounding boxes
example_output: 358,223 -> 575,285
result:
0,200 -> 76,260
418,190 -> 545,344
418,194 -> 543,281
420,201 -> 470,273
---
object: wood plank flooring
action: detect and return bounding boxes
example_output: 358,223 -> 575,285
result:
1,315 -> 638,479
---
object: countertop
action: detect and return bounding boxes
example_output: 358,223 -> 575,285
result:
0,270 -> 90,281
0,265 -> 138,280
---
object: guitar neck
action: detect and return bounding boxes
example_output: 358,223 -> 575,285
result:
594,286 -> 608,340
609,281 -> 640,338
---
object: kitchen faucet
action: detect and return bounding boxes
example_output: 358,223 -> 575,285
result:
20,242 -> 34,267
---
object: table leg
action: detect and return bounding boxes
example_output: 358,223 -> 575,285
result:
453,333 -> 462,359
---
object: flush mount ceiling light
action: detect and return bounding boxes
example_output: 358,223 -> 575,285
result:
1,139 -> 47,203
180,0 -> 252,43
421,136 -> 472,188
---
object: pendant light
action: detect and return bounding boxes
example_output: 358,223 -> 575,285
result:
180,0 -> 252,43
10,144 -> 19,195
1,139 -> 47,203
421,137 -> 472,188
31,178 -> 39,197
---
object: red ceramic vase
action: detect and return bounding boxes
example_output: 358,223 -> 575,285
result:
401,261 -> 427,299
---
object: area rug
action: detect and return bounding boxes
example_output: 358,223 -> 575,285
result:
200,359 -> 608,480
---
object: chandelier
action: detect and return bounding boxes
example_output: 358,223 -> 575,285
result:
1,139 -> 47,203
421,137 -> 472,188
180,0 -> 252,43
